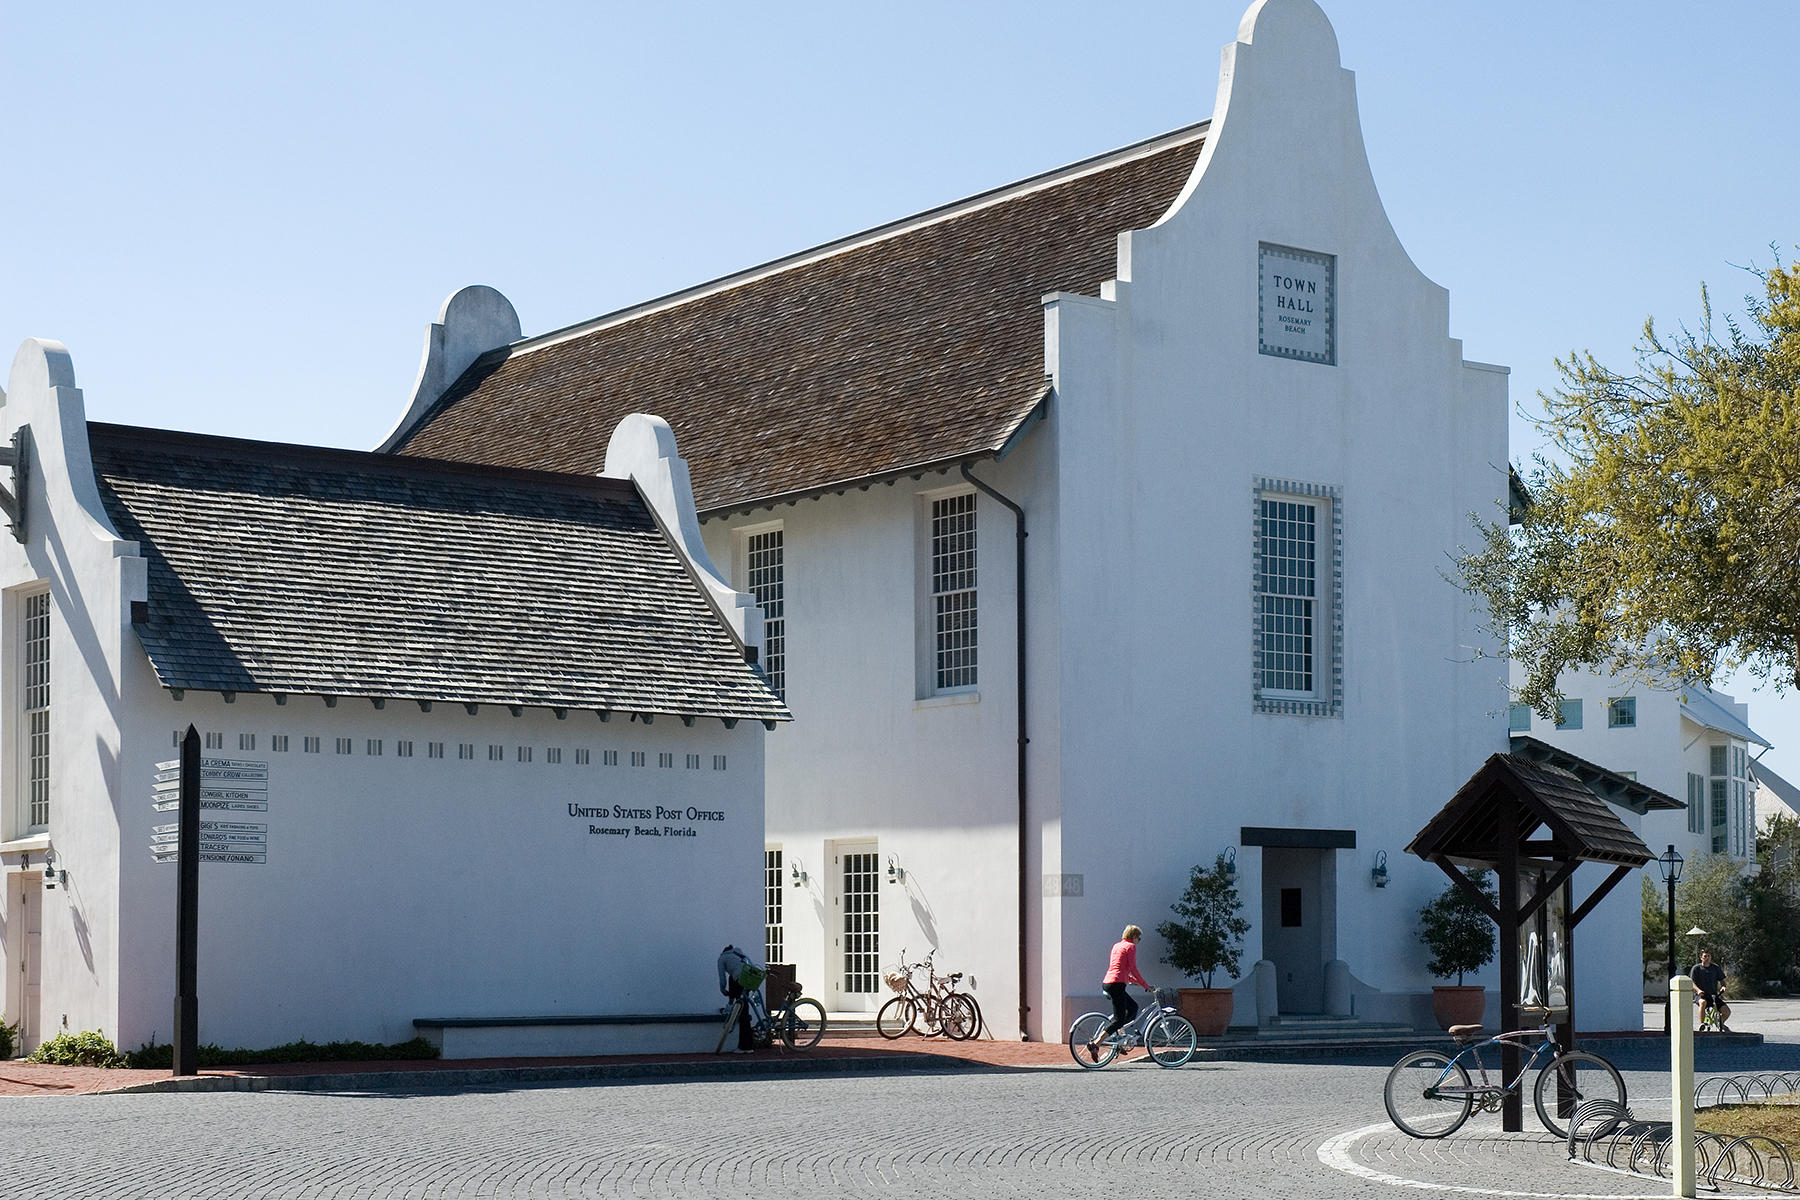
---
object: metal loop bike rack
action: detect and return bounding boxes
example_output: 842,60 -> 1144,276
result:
1565,1076 -> 1800,1192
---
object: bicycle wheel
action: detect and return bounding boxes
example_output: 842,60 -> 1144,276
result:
961,994 -> 985,1039
1533,1051 -> 1625,1140
1145,1013 -> 1197,1067
784,998 -> 826,1049
1384,1050 -> 1473,1138
876,996 -> 917,1039
940,995 -> 978,1041
1068,1012 -> 1119,1068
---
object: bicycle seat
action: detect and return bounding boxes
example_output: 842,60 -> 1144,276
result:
947,973 -> 963,984
1448,1023 -> 1484,1043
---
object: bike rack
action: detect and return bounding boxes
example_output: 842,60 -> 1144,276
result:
1563,1076 -> 1800,1193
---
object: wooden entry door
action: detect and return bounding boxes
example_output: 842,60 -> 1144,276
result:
6,872 -> 42,1053
1261,847 -> 1329,1014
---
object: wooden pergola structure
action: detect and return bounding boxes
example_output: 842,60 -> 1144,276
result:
1408,751 -> 1666,1131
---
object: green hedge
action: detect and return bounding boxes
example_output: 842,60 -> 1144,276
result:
124,1036 -> 440,1069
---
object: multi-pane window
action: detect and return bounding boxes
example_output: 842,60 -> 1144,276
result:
931,493 -> 978,691
1556,700 -> 1583,729
1608,697 -> 1636,728
23,591 -> 50,830
841,850 -> 880,993
1687,773 -> 1706,835
1509,704 -> 1531,733
1709,743 -> 1729,853
1257,499 -> 1316,692
764,848 -> 784,965
746,529 -> 786,699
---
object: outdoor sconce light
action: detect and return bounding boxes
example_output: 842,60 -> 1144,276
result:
1223,846 -> 1237,881
886,854 -> 906,885
1371,850 -> 1389,888
790,861 -> 809,889
42,847 -> 65,890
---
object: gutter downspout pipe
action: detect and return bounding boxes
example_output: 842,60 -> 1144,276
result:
960,461 -> 1030,1039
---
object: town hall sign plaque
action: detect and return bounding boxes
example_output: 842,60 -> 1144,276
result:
1258,242 -> 1335,366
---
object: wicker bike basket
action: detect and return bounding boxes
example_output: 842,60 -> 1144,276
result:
883,969 -> 910,994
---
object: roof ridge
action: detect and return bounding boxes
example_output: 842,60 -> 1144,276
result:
89,421 -> 639,501
505,121 -> 1209,359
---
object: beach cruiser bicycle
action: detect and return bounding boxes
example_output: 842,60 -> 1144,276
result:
878,950 -> 978,1040
1382,1006 -> 1624,1139
714,960 -> 827,1052
1067,987 -> 1197,1068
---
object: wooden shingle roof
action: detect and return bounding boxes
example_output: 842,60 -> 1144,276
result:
90,424 -> 789,722
389,125 -> 1209,513
1408,753 -> 1656,869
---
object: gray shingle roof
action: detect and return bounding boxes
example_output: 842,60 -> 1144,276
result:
389,124 -> 1208,513
89,424 -> 789,722
1408,753 -> 1655,868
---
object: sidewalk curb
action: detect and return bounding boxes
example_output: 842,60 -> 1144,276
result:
97,1051 -> 999,1095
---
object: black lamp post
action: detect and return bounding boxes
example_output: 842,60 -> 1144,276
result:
1657,844 -> 1685,1035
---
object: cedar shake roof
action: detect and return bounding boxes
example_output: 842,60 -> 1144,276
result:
390,124 -> 1209,513
89,424 -> 789,722
1408,753 -> 1657,869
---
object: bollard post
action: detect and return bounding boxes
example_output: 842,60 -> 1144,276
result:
1671,974 -> 1695,1198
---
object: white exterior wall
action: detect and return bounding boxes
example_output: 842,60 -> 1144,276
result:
2,339 -> 768,1055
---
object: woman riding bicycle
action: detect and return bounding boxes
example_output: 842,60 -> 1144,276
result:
1088,924 -> 1152,1062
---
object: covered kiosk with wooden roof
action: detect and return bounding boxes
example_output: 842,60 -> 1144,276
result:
1407,752 -> 1663,1130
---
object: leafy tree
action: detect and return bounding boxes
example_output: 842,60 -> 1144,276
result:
1642,874 -> 1668,984
1674,851 -> 1751,982
1157,853 -> 1249,989
1739,814 -> 1800,993
1418,869 -> 1497,985
1457,260 -> 1800,715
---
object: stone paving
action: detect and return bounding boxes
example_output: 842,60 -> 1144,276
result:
3,1001 -> 1798,1197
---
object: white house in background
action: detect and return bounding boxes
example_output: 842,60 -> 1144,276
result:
377,0 -> 1654,1036
1753,760 -> 1800,830
0,339 -> 785,1057
1508,666 -> 1768,867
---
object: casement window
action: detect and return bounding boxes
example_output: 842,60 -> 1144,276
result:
764,847 -> 784,965
919,490 -> 978,695
1509,704 -> 1532,733
1687,773 -> 1706,836
1607,697 -> 1636,728
1709,744 -> 1729,854
742,526 -> 786,700
22,590 -> 50,831
1252,479 -> 1341,717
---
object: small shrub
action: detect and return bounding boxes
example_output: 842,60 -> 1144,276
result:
0,1018 -> 19,1060
125,1036 -> 439,1069
27,1029 -> 122,1067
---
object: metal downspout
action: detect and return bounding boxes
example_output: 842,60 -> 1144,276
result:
960,461 -> 1030,1039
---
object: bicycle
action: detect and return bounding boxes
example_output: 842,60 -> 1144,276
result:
1382,1006 -> 1624,1139
1067,986 -> 1197,1068
714,965 -> 827,1052
877,950 -> 977,1040
1698,993 -> 1729,1033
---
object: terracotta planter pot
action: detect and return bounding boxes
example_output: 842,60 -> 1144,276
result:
1430,985 -> 1486,1031
1176,987 -> 1235,1037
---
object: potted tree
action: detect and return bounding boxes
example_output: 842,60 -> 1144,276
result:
1418,867 -> 1497,1030
1157,853 -> 1250,1037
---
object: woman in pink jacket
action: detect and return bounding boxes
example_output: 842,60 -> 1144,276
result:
1087,924 -> 1151,1060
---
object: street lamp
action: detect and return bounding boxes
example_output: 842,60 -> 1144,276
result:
1657,844 -> 1685,1034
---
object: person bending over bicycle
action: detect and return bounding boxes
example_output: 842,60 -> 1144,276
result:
1088,924 -> 1153,1062
717,943 -> 757,1053
1690,947 -> 1732,1033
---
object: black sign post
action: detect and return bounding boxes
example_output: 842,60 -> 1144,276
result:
173,724 -> 200,1076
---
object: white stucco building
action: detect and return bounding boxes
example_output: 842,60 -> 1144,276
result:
0,339 -> 785,1057
374,0 -> 1655,1038
1509,667 -> 1768,867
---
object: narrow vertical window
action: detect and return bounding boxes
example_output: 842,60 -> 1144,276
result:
745,528 -> 786,699
1687,773 -> 1705,835
1508,704 -> 1531,733
765,848 -> 784,965
931,492 -> 978,691
23,591 -> 50,830
1257,498 -> 1316,692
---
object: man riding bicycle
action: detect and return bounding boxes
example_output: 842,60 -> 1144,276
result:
1690,947 -> 1732,1033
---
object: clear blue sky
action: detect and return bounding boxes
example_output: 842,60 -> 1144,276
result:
5,1 -> 1796,778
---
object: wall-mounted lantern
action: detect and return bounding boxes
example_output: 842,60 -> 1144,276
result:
886,854 -> 906,885
790,861 -> 809,889
1371,849 -> 1389,888
1223,846 -> 1237,881
42,847 -> 65,890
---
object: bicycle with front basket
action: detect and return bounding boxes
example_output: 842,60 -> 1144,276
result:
878,950 -> 978,1040
1067,986 -> 1197,1068
1382,1006 -> 1624,1139
714,962 -> 827,1052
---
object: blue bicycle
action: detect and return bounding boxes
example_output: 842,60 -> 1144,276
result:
1383,1009 -> 1624,1139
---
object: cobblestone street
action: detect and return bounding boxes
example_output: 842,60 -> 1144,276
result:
7,1027 -> 1799,1199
